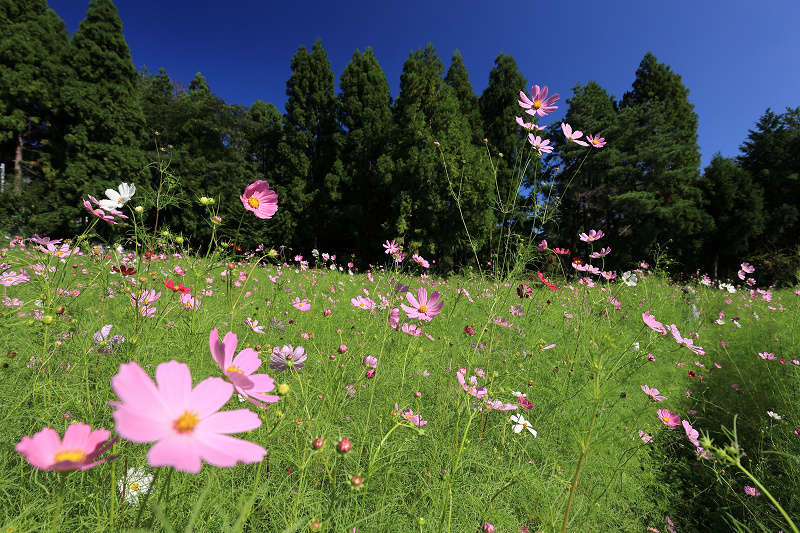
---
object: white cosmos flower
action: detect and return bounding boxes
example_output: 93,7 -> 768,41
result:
767,410 -> 782,420
118,467 -> 152,506
510,414 -> 537,437
99,183 -> 136,211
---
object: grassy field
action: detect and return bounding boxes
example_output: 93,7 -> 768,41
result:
1,233 -> 798,533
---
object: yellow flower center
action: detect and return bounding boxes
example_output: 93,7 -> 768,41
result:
173,410 -> 200,433
225,365 -> 243,374
532,100 -> 542,110
130,482 -> 140,492
248,196 -> 260,209
54,449 -> 87,463
592,139 -> 599,145
418,304 -> 428,313
661,416 -> 670,423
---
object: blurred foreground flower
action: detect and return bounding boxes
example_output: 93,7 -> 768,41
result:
16,422 -> 118,471
110,360 -> 266,473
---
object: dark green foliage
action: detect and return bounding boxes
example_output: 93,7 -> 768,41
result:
51,0 -> 146,236
278,38 -> 340,251
699,155 -> 764,278
335,48 -> 395,257
0,0 -> 68,233
737,107 -> 800,253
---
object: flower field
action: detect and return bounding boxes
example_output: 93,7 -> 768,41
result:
1,229 -> 798,532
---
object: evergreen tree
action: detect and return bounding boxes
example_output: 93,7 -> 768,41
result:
336,47 -> 394,258
445,50 -> 482,141
279,38 -> 339,251
391,44 -> 494,268
477,53 -> 527,236
0,0 -> 68,232
52,0 -> 146,235
547,81 -> 621,260
737,107 -> 800,251
699,154 -> 764,278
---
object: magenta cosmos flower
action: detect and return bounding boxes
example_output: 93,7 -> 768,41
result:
656,408 -> 681,427
110,360 -> 266,473
518,85 -> 559,117
456,368 -> 487,399
209,328 -> 280,407
240,180 -> 278,219
401,288 -> 444,322
16,422 -> 118,471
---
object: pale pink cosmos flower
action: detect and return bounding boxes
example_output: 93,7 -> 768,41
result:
682,420 -> 700,447
485,399 -> 518,411
292,297 -> 310,311
270,345 -> 307,371
0,270 -> 31,286
561,123 -> 589,146
657,409 -> 681,427
758,352 -> 776,360
641,385 -> 666,402
110,360 -> 266,473
389,306 -> 400,329
411,254 -> 430,268
642,311 -> 667,335
240,181 -> 278,219
401,288 -> 444,322
527,134 -> 553,155
351,296 -> 375,310
16,422 -> 118,471
638,430 -> 653,443
590,247 -> 611,258
515,116 -> 545,130
579,229 -> 604,242
587,134 -> 606,148
668,325 -> 706,356
383,240 -> 400,255
456,368 -> 487,399
210,329 -> 281,407
84,198 -> 118,224
518,85 -> 559,117
395,404 -> 428,426
401,323 -> 422,337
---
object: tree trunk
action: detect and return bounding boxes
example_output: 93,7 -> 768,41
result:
13,132 -> 23,196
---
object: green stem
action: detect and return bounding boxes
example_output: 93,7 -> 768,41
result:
739,464 -> 799,533
50,473 -> 66,533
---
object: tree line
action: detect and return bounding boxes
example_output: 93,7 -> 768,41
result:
2,0 -> 798,281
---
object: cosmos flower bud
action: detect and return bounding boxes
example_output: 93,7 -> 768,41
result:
337,438 -> 351,454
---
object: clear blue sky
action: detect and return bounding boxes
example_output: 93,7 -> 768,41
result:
49,0 -> 800,170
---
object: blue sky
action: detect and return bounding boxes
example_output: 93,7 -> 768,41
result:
49,0 -> 800,170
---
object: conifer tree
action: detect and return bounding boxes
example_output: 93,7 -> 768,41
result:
336,47 -> 394,257
0,0 -> 68,232
52,0 -> 146,234
279,38 -> 339,250
445,50 -> 482,141
478,54 -> 528,234
699,154 -> 764,277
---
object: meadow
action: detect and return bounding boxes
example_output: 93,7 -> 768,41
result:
1,212 -> 798,532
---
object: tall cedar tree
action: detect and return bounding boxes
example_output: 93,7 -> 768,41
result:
612,52 -> 709,271
699,154 -> 764,278
391,44 -> 493,268
477,54 -> 528,237
737,107 -> 800,252
336,48 -> 394,258
52,0 -> 146,236
547,82 -> 621,263
0,0 -> 68,233
279,38 -> 339,252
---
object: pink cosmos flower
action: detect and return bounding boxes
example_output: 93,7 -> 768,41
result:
395,404 -> 428,426
586,134 -> 606,148
383,240 -> 400,255
240,180 -> 278,219
411,254 -> 430,268
744,486 -> 761,497
527,134 -> 553,155
561,123 -> 589,146
110,360 -> 266,473
389,306 -> 400,329
553,248 -> 570,255
758,352 -> 776,360
362,355 -> 378,369
210,329 -> 280,407
270,345 -> 307,371
641,385 -> 666,402
0,270 -> 31,286
590,247 -> 611,258
351,296 -> 375,310
515,116 -> 545,130
401,323 -> 422,337
292,297 -> 311,311
16,422 -> 118,471
638,430 -> 653,443
401,288 -> 444,322
642,311 -> 667,335
668,325 -> 706,356
656,409 -> 681,427
84,198 -> 118,224
518,85 -> 559,117
682,420 -> 700,447
456,368 -> 486,399
579,229 -> 604,242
